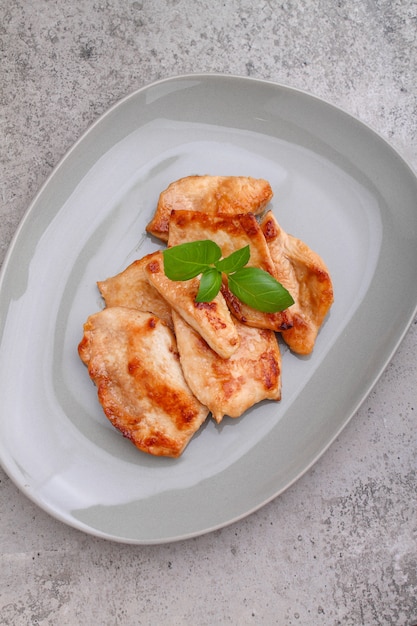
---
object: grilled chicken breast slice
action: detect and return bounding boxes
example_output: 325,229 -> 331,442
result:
168,210 -> 293,332
173,311 -> 281,423
260,211 -> 334,354
146,175 -> 273,241
97,253 -> 173,329
144,251 -> 240,359
78,307 -> 209,457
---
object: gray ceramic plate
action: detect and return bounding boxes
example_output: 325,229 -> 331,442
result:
1,75 -> 417,544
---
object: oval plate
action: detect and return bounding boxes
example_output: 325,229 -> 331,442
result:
1,74 -> 417,544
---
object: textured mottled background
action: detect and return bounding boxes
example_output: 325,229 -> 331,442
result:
1,1 -> 416,624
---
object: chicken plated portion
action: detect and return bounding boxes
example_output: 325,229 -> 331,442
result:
144,251 -> 240,359
146,175 -> 273,241
78,307 -> 209,458
78,175 -> 334,457
172,311 -> 281,424
260,211 -> 334,355
97,252 -> 173,329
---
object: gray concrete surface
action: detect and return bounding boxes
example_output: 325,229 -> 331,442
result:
1,1 -> 416,624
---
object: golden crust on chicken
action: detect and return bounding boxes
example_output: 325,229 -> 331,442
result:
260,211 -> 334,354
97,253 -> 173,329
172,311 -> 281,423
168,210 -> 293,332
146,175 -> 273,241
144,251 -> 240,359
78,307 -> 209,457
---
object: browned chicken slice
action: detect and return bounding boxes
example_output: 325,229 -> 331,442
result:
78,307 -> 209,457
97,252 -> 173,329
260,211 -> 334,355
144,251 -> 240,359
168,210 -> 293,332
146,175 -> 273,241
172,311 -> 281,423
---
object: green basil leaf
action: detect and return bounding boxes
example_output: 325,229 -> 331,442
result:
228,267 -> 294,312
215,245 -> 250,274
195,268 -> 223,302
163,240 -> 221,280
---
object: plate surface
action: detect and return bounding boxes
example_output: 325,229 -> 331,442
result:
1,74 -> 417,544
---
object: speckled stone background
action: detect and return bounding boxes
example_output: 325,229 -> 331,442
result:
1,1 -> 416,624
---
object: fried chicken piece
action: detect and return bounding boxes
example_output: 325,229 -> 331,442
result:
167,210 -> 293,332
144,251 -> 240,359
146,175 -> 273,241
78,307 -> 209,457
97,252 -> 173,329
172,311 -> 281,423
260,211 -> 334,355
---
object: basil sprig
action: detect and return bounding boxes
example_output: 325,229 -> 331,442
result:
163,240 -> 294,313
